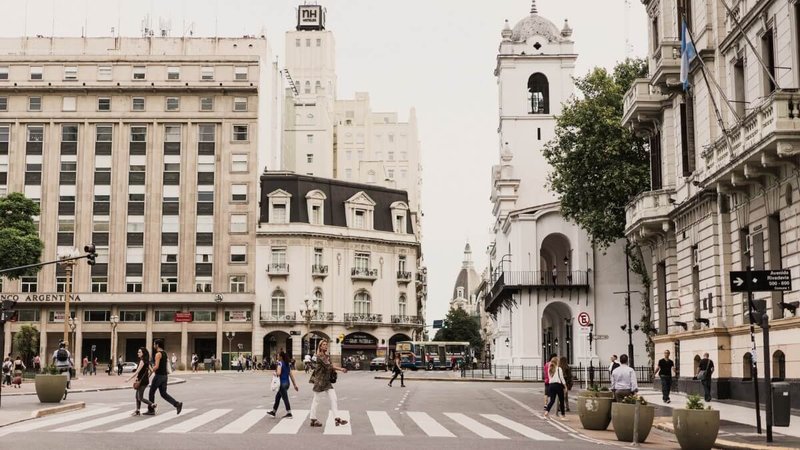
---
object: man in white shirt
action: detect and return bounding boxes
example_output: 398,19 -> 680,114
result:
610,354 -> 638,402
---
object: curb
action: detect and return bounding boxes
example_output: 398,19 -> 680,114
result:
1,377 -> 186,397
0,402 -> 85,428
373,375 -> 535,383
653,422 -> 799,450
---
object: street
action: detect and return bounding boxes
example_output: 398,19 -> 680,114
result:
0,372 -> 601,449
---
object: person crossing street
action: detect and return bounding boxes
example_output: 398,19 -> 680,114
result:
145,339 -> 183,415
267,351 -> 298,419
388,354 -> 405,387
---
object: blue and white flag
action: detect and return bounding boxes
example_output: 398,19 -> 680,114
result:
680,19 -> 696,90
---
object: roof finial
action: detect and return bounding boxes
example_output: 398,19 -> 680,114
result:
531,0 -> 538,14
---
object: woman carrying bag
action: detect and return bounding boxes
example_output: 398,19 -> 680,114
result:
267,351 -> 298,418
126,347 -> 155,416
543,355 -> 566,420
308,339 -> 348,428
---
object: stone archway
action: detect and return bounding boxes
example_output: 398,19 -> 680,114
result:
301,331 -> 330,357
388,333 -> 412,360
263,331 -> 292,367
541,301 -> 573,364
540,233 -> 572,285
341,332 -> 378,370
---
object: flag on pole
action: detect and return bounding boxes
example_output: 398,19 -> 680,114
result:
680,19 -> 696,91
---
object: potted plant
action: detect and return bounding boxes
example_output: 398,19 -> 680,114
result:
34,364 -> 68,403
673,394 -> 719,450
577,384 -> 614,430
611,394 -> 655,443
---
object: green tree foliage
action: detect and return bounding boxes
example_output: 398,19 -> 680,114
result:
0,192 -> 44,279
434,307 -> 482,350
12,324 -> 40,367
542,58 -> 649,249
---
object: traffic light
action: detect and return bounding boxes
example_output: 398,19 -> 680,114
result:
84,243 -> 97,266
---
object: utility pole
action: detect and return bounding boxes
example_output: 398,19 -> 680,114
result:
614,251 -> 637,367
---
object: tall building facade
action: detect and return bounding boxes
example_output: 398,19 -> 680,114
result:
624,0 -> 800,405
0,36 -> 276,370
484,2 -> 646,367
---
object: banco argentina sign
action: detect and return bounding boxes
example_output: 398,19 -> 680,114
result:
0,293 -> 82,303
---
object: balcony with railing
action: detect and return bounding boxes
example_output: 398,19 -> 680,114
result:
309,311 -> 335,323
485,270 -> 589,313
701,91 -> 800,184
259,311 -> 297,324
622,78 -> 668,128
650,39 -> 681,89
266,263 -> 289,277
343,313 -> 383,325
311,264 -> 329,278
351,267 -> 378,281
624,188 -> 675,240
396,271 -> 412,283
391,315 -> 424,327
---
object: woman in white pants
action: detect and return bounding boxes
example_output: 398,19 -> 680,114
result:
308,340 -> 348,427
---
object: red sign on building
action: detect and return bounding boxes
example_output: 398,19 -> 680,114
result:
174,312 -> 193,322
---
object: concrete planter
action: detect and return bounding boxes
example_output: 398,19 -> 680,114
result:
34,374 -> 68,403
577,395 -> 613,430
672,409 -> 720,450
611,403 -> 655,443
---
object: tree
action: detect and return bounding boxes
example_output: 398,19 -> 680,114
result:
0,192 -> 44,279
12,324 -> 40,369
434,307 -> 483,351
542,58 -> 656,362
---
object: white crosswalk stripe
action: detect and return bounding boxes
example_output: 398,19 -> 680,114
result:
406,411 -> 455,437
160,409 -> 231,433
52,411 -> 133,432
444,412 -> 508,439
0,407 -> 118,437
323,410 -> 351,435
367,411 -> 402,436
481,414 -> 559,441
268,409 -> 309,434
109,409 -> 198,433
215,409 -> 267,434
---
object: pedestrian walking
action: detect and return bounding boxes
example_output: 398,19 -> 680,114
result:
92,356 -> 98,375
388,354 -> 405,387
144,339 -> 183,416
654,349 -> 675,403
117,356 -> 124,376
2,357 -> 12,386
125,347 -> 154,416
82,356 -> 89,376
308,339 -> 348,428
238,355 -> 245,373
610,354 -> 638,402
304,354 -> 312,373
543,353 -> 556,407
696,353 -> 714,402
543,355 -> 566,420
210,354 -> 217,372
33,354 -> 41,373
52,341 -> 73,396
191,353 -> 198,372
170,353 -> 177,373
560,356 -> 573,412
267,351 -> 299,419
608,354 -> 619,377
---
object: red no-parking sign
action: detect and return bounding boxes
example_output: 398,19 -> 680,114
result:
577,311 -> 591,327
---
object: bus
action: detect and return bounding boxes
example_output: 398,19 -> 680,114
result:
395,341 -> 471,370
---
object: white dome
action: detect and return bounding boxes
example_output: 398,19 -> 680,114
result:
511,13 -> 563,43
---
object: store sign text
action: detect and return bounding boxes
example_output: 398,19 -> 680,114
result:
1,294 -> 82,303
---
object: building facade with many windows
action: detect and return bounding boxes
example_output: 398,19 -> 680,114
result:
257,171 -> 423,366
624,0 -> 800,405
0,36 -> 275,370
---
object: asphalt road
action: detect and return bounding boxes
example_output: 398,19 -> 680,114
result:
0,370 -> 605,449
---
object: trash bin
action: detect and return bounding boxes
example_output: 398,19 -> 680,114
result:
772,382 -> 791,427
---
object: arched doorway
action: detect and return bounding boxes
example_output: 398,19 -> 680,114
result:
540,233 -> 572,285
301,331 -> 330,358
541,302 -> 573,364
388,333 -> 412,360
527,73 -> 549,114
341,332 -> 378,370
263,331 -> 292,368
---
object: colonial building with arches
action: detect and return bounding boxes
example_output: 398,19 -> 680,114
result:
484,2 -> 646,368
255,171 -> 423,366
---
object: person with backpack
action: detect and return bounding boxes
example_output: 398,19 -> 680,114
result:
696,353 -> 715,402
2,357 -> 12,386
52,342 -> 73,395
267,351 -> 298,419
144,339 -> 183,416
126,347 -> 154,416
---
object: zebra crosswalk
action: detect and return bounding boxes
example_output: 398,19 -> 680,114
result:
0,406 -> 562,441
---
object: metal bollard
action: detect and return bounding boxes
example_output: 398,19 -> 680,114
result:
632,401 -> 640,446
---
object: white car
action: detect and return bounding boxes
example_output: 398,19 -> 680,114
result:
121,362 -> 138,373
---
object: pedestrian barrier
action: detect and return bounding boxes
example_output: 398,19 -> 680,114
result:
459,364 -> 654,385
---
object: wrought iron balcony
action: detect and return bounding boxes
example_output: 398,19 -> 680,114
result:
622,78 -> 668,129
266,263 -> 289,276
311,264 -> 329,278
396,271 -> 412,283
485,270 -> 590,313
351,267 -> 378,281
344,313 -> 383,325
309,311 -> 335,322
624,189 -> 675,240
391,315 -> 423,326
259,311 -> 297,324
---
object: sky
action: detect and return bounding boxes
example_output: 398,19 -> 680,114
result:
3,0 -> 649,327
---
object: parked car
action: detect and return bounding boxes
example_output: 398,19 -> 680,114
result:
121,362 -> 138,373
369,357 -> 387,371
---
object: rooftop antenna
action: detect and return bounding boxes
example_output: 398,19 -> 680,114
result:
624,0 -> 633,57
159,18 -> 171,37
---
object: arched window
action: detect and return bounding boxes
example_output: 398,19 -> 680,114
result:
743,352 -> 753,380
398,294 -> 407,316
314,288 -> 323,313
527,73 -> 549,114
271,289 -> 286,316
773,350 -> 786,381
315,80 -> 322,93
304,81 -> 311,94
354,290 -> 371,314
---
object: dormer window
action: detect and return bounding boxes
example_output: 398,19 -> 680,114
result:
305,189 -> 326,225
354,209 -> 366,229
344,192 -> 376,230
272,204 -> 287,223
311,205 -> 322,224
267,189 -> 292,224
390,201 -> 409,234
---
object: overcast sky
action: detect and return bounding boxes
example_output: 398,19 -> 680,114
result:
4,0 -> 648,327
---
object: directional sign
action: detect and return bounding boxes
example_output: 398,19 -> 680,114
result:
577,312 -> 591,327
730,270 -> 792,293
433,320 -> 443,329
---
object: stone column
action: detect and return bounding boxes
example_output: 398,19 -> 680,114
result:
215,303 -> 223,369
180,305 -> 188,371
38,308 -> 48,365
74,307 -> 83,374
3,321 -> 11,357
145,305 -> 153,352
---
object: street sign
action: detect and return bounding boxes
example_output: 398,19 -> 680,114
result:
577,312 -> 591,327
730,270 -> 792,293
433,320 -> 443,329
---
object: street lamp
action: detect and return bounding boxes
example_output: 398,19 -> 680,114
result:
226,331 -> 236,370
109,315 -> 119,370
57,247 -> 80,350
504,337 -> 511,380
299,295 -> 319,359
68,317 -> 78,363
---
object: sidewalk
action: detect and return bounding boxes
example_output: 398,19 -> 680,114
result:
0,372 -> 185,397
638,388 -> 800,449
0,401 -> 85,428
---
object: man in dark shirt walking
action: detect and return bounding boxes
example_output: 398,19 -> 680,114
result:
697,353 -> 715,402
654,349 -> 675,403
144,339 -> 183,415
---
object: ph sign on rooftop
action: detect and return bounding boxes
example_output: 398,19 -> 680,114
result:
297,5 -> 326,31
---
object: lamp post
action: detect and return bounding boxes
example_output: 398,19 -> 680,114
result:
299,295 -> 319,360
58,249 -> 79,350
504,337 -> 511,380
68,317 -> 78,365
226,331 -> 236,370
109,315 -> 119,371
